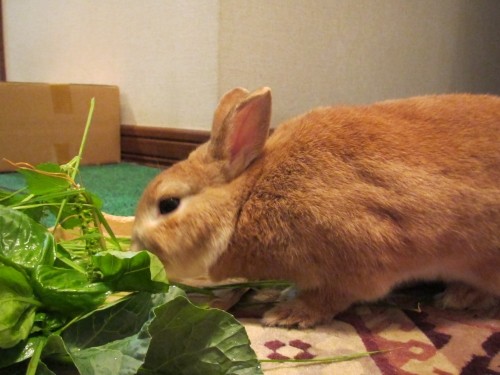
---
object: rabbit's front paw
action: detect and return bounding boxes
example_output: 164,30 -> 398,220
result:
261,300 -> 333,329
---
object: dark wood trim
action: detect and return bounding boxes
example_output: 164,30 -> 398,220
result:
0,0 -> 5,81
121,124 -> 209,167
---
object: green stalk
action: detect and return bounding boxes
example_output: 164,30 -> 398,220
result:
25,336 -> 47,375
260,349 -> 389,366
24,188 -> 88,203
0,187 -> 29,202
94,208 -> 122,250
72,97 -> 95,181
78,191 -> 108,253
52,98 -> 96,233
75,99 -> 109,252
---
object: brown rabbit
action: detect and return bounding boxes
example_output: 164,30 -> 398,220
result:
132,87 -> 500,328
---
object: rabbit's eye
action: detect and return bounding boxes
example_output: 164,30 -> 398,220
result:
159,198 -> 180,214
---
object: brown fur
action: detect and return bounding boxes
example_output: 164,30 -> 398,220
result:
133,88 -> 500,328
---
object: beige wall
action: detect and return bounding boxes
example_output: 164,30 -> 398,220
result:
4,0 -> 500,130
219,0 -> 500,125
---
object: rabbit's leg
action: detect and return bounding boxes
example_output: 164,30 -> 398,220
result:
261,288 -> 355,328
436,282 -> 499,311
437,257 -> 500,311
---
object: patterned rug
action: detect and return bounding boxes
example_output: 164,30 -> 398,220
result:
239,296 -> 500,374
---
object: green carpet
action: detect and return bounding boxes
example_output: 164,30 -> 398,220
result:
0,163 -> 162,216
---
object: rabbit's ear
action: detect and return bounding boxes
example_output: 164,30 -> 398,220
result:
210,87 -> 272,179
212,88 -> 250,135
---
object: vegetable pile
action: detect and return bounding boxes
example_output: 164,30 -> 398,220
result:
0,101 -> 262,375
0,164 -> 261,375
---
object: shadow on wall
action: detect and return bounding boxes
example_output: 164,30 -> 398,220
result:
453,1 -> 500,95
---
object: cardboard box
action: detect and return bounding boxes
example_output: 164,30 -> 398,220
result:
0,82 -> 120,172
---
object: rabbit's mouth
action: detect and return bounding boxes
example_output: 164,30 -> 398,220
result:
131,232 -> 210,280
130,230 -> 163,259
130,233 -> 174,273
130,229 -> 146,252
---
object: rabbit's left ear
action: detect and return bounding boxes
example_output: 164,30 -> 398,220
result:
210,87 -> 272,179
212,87 -> 249,135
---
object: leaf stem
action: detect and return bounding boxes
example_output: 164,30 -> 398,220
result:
72,97 -> 95,181
26,336 -> 47,375
194,280 -> 293,291
260,348 -> 396,366
52,98 -> 96,234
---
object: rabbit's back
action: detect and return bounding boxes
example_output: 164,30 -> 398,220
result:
221,94 -> 500,290
267,94 -> 499,187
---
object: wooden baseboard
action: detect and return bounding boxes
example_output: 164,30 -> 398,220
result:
121,125 -> 209,167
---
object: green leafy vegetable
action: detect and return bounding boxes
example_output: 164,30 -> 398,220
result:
0,263 -> 39,349
140,291 -> 262,375
0,206 -> 55,271
18,163 -> 71,195
92,250 -> 168,293
57,291 -> 164,375
32,265 -> 110,314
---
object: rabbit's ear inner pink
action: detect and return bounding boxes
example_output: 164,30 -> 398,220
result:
212,87 -> 250,135
210,87 -> 272,179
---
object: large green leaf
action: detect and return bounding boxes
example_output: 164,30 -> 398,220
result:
47,288 -> 262,375
0,207 -> 56,271
63,292 -> 155,350
58,291 -> 185,374
32,265 -> 110,314
40,334 -> 78,374
140,290 -> 263,375
57,292 -> 158,375
92,250 -> 169,292
0,263 -> 39,349
71,344 -> 144,375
